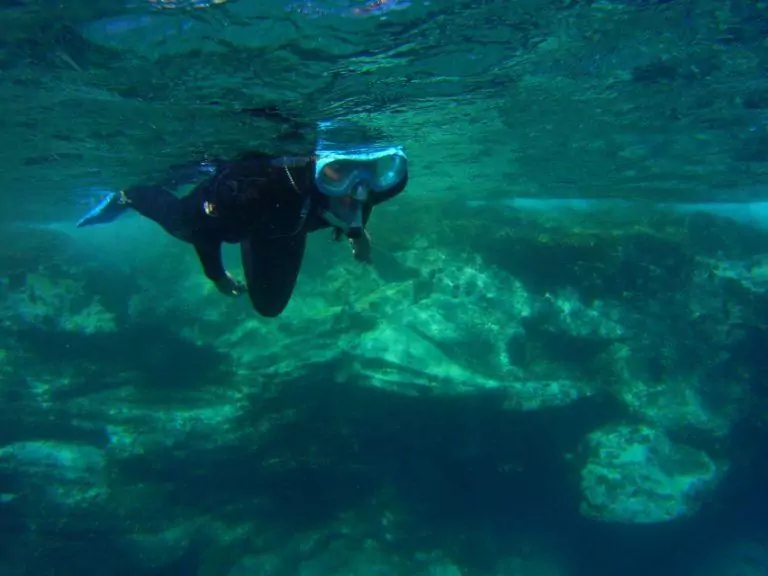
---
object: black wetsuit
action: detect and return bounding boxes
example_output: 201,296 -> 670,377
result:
124,152 -> 407,317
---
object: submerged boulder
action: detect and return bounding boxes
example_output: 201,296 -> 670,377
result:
579,424 -> 725,523
0,272 -> 116,334
214,248 -> 625,410
689,537 -> 768,576
0,441 -> 109,522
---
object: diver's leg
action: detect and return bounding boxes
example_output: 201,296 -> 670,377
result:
76,183 -> 184,233
76,159 -> 219,229
122,185 -> 193,242
240,231 -> 307,317
76,190 -> 130,228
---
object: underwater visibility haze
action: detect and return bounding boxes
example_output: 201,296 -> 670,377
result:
1,0 -> 768,575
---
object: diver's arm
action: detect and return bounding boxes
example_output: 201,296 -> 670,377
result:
348,173 -> 407,262
193,239 -> 245,296
348,205 -> 374,263
349,231 -> 372,263
330,224 -> 372,263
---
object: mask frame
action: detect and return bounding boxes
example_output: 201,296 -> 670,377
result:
314,146 -> 407,197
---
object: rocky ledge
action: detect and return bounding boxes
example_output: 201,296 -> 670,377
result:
0,205 -> 766,575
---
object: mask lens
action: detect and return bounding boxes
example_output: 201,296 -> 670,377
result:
315,148 -> 407,196
317,160 -> 369,193
371,153 -> 407,191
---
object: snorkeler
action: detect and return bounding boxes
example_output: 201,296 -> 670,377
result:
76,147 -> 408,317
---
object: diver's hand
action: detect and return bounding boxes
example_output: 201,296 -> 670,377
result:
214,272 -> 246,297
350,231 -> 372,264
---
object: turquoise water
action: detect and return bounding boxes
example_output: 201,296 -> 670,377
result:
4,0 -> 768,222
2,1 -> 768,576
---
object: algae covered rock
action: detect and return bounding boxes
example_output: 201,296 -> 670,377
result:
579,424 -> 725,523
1,272 -> 116,334
0,441 -> 109,523
606,339 -> 748,438
690,537 -> 768,576
211,247 -> 616,410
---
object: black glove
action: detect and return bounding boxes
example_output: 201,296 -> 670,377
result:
214,272 -> 246,297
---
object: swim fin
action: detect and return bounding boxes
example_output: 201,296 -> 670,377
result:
76,192 -> 128,228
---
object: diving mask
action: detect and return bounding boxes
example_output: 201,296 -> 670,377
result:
314,146 -> 407,197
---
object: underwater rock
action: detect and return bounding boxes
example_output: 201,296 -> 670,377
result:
213,249 -> 615,411
0,272 -> 116,334
296,539 -> 405,576
606,335 -> 748,439
0,441 -> 108,522
119,518 -> 214,572
707,254 -> 768,294
340,251 -> 623,408
227,552 -> 285,576
225,526 -> 414,576
101,396 -> 246,459
579,424 -> 726,523
609,365 -> 742,438
1,214 -> 762,574
690,537 -> 768,576
495,554 -> 565,576
614,377 -> 736,438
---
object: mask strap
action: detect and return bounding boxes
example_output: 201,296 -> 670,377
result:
265,166 -> 311,239
283,166 -> 302,194
271,155 -> 315,168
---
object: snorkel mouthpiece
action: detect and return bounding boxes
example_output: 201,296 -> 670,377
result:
351,183 -> 369,202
